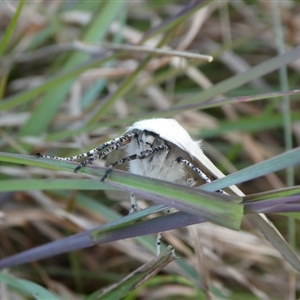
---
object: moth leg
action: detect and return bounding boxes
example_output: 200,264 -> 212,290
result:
176,157 -> 225,194
129,193 -> 138,213
156,206 -> 174,256
74,132 -> 136,173
101,144 -> 169,182
101,144 -> 169,255
37,132 -> 137,173
156,232 -> 162,256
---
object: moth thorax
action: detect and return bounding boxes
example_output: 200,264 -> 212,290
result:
137,130 -> 160,151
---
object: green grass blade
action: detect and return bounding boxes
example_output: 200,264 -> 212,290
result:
245,186 -> 300,201
0,272 -> 60,300
17,279 -> 60,300
0,272 -> 24,292
0,0 -> 26,56
18,2 -> 124,138
87,246 -> 177,300
103,171 -> 243,231
0,179 -> 116,192
178,46 -> 300,106
0,151 -> 243,230
201,147 -> 300,192
0,55 -> 111,112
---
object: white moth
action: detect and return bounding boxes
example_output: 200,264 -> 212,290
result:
37,118 -> 238,254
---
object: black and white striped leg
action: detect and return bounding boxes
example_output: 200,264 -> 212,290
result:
156,207 -> 173,256
101,144 -> 169,182
129,193 -> 137,214
74,133 -> 136,173
176,157 -> 225,194
156,232 -> 162,256
130,190 -> 162,256
100,144 -> 169,255
131,193 -> 164,254
37,132 -> 137,173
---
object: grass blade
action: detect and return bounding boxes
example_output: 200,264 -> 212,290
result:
87,246 -> 177,300
0,0 -> 26,56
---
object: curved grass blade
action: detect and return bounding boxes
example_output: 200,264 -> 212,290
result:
0,272 -> 60,300
17,279 -> 60,300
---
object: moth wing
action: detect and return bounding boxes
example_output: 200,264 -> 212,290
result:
187,143 -> 244,196
164,143 -> 210,187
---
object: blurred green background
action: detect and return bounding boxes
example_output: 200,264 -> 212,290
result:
0,0 -> 300,299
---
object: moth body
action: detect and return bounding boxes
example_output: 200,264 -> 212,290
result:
37,118 -> 226,189
124,119 -> 221,188
125,129 -> 188,185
